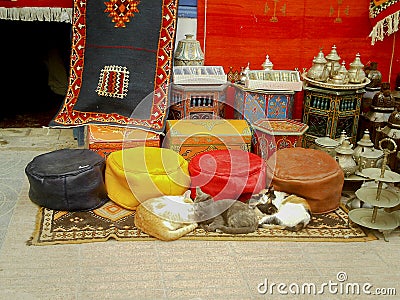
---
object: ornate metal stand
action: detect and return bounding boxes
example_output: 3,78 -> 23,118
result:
348,138 -> 400,241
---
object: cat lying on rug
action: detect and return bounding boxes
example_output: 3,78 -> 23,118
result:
134,186 -> 311,240
248,186 -> 312,232
134,190 -> 198,241
193,187 -> 259,234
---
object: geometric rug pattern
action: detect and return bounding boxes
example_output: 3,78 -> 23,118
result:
28,201 -> 377,245
50,0 -> 178,133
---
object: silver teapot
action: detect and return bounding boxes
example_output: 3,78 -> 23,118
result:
353,129 -> 375,166
307,49 -> 327,81
314,136 -> 340,157
325,45 -> 341,79
262,55 -> 274,70
336,61 -> 349,84
335,139 -> 358,177
348,53 -> 366,83
359,148 -> 384,171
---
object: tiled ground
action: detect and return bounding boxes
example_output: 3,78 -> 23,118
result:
0,128 -> 399,300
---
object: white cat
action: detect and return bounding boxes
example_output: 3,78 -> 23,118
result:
248,186 -> 312,231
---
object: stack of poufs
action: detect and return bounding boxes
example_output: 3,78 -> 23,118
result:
25,144 -> 342,216
26,147 -> 192,212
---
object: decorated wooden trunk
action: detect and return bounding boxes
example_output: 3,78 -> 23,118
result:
252,118 -> 309,162
168,83 -> 228,120
302,85 -> 364,148
87,125 -> 160,158
233,84 -> 295,124
163,119 -> 252,161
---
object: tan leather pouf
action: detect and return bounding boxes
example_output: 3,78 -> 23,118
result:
266,147 -> 344,214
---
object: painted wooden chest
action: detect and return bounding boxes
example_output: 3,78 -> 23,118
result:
252,118 -> 309,162
168,83 -> 228,120
163,119 -> 252,161
233,84 -> 295,124
87,125 -> 160,158
302,85 -> 363,148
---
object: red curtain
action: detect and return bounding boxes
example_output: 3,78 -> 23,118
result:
197,0 -> 400,119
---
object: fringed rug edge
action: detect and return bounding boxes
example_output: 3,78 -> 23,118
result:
27,203 -> 378,246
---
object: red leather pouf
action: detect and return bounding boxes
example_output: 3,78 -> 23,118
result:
188,149 -> 266,201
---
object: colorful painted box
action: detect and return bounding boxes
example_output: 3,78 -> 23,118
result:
252,118 -> 309,162
163,119 -> 252,161
245,70 -> 303,91
233,84 -> 295,124
87,125 -> 160,158
168,83 -> 228,119
302,85 -> 363,147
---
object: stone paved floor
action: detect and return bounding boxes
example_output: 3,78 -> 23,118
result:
0,128 -> 399,300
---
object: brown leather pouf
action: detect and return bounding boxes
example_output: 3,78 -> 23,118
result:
266,147 -> 344,214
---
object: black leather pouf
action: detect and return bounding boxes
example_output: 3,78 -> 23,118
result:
25,149 -> 109,211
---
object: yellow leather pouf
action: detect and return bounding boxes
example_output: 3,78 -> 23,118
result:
105,147 -> 191,210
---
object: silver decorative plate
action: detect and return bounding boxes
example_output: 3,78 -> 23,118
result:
302,75 -> 370,90
349,208 -> 398,230
355,187 -> 400,207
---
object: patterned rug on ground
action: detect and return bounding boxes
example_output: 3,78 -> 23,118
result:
28,201 -> 377,245
49,0 -> 178,133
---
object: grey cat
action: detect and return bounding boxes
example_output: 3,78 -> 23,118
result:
193,187 -> 259,234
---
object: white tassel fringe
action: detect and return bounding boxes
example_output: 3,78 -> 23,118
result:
0,7 -> 72,23
370,10 -> 400,45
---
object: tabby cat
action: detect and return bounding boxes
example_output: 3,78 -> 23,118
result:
193,187 -> 259,234
134,190 -> 198,241
248,186 -> 312,232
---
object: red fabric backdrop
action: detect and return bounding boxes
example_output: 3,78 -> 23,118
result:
197,0 -> 400,119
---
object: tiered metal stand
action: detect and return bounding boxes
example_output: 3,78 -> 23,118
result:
349,138 -> 400,241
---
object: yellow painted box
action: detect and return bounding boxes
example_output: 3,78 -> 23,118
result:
163,119 -> 252,161
87,125 -> 160,158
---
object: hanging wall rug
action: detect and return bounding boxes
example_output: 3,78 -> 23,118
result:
369,0 -> 400,45
28,201 -> 377,246
50,0 -> 178,133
